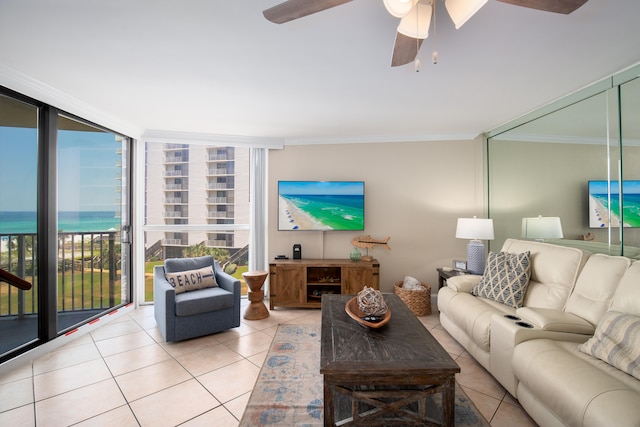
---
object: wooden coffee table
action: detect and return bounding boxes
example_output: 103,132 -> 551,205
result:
320,294 -> 460,426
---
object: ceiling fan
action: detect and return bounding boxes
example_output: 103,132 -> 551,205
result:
263,0 -> 588,67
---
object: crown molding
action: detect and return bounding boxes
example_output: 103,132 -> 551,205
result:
283,132 -> 481,145
490,132 -> 640,146
142,130 -> 284,149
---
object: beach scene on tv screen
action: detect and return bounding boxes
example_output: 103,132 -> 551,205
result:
589,180 -> 640,228
278,181 -> 364,231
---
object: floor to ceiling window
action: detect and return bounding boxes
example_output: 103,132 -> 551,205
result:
0,93 -> 39,358
0,87 -> 132,363
142,142 -> 251,302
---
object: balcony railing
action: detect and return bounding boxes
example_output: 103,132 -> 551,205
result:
206,240 -> 231,247
165,156 -> 188,163
207,197 -> 229,204
164,198 -> 184,204
207,168 -> 230,176
207,212 -> 230,218
164,211 -> 188,218
208,183 -> 234,190
0,231 -> 120,318
164,184 -> 188,190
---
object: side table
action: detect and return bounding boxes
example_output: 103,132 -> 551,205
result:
436,268 -> 466,289
242,270 -> 270,320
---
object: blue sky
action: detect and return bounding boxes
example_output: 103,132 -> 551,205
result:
279,180 -> 364,196
0,126 -> 121,212
590,180 -> 640,195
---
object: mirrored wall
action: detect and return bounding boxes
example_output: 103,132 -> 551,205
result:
487,64 -> 640,259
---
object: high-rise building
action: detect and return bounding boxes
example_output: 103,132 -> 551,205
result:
145,143 -> 250,260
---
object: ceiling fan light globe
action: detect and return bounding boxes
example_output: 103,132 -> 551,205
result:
397,2 -> 432,39
384,0 -> 418,18
445,0 -> 488,29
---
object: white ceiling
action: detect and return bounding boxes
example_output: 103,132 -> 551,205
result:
1,0 -> 640,144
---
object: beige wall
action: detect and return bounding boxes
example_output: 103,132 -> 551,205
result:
268,138 -> 485,292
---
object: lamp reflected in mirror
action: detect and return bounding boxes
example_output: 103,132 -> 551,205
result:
522,215 -> 563,242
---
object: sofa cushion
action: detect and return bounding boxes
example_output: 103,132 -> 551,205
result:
501,239 -> 587,309
472,251 -> 531,308
563,254 -> 630,326
611,260 -> 640,316
578,311 -> 640,380
165,265 -> 218,294
175,286 -> 234,317
513,339 -> 640,427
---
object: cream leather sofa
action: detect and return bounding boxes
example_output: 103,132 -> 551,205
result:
438,238 -> 640,427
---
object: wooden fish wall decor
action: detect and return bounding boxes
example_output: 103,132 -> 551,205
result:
351,235 -> 391,250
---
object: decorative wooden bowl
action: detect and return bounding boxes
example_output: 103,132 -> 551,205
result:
345,297 -> 391,329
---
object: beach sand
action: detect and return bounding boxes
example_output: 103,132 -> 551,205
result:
278,196 -> 328,230
589,195 -> 621,227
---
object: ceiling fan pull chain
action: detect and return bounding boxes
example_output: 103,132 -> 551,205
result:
415,0 -> 421,72
432,0 -> 438,63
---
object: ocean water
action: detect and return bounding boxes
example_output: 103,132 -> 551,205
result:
592,193 -> 640,227
0,211 -> 120,234
282,194 -> 364,230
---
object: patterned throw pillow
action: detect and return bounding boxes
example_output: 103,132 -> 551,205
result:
579,311 -> 640,380
164,265 -> 217,294
472,251 -> 531,308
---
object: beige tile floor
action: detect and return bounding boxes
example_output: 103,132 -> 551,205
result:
0,299 -> 538,426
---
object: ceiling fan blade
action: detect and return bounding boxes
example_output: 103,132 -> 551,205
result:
496,0 -> 588,14
263,0 -> 353,24
391,32 -> 424,67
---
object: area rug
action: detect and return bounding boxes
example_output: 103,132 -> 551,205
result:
239,324 -> 489,426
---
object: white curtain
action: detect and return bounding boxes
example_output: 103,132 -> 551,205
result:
249,148 -> 267,272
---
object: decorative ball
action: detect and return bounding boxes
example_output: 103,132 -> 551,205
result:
357,286 -> 388,316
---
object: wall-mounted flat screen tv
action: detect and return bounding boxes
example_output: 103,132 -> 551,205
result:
588,180 -> 640,228
278,181 -> 365,231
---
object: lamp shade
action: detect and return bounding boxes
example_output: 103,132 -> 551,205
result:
383,0 -> 418,18
455,217 -> 495,240
445,0 -> 488,29
397,1 -> 432,39
521,216 -> 563,239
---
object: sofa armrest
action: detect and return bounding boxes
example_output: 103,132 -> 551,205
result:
212,262 -> 242,323
446,274 -> 482,293
516,307 -> 595,335
215,270 -> 240,294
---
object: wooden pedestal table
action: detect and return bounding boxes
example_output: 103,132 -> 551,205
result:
242,270 -> 270,320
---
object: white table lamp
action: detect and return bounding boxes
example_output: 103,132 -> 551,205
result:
456,217 -> 494,275
522,216 -> 563,242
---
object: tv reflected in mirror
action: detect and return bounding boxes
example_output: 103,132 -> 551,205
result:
589,180 -> 640,228
278,181 -> 365,231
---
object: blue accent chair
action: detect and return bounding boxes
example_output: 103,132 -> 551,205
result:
154,255 -> 241,342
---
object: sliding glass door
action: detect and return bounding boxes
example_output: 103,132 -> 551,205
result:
0,94 -> 40,357
56,115 -> 131,332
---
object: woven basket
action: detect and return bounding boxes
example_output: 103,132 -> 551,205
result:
393,280 -> 431,316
